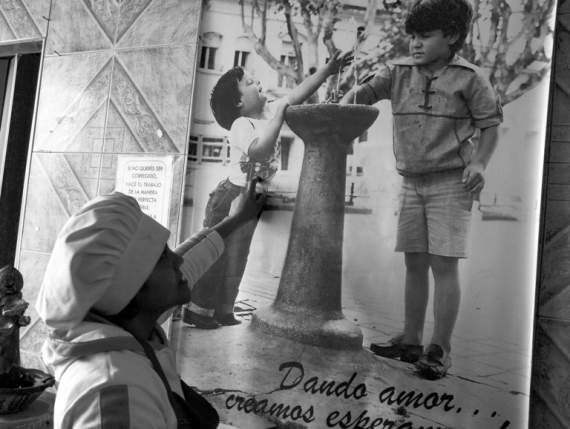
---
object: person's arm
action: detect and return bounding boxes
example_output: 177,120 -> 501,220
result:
339,85 -> 375,105
210,176 -> 267,238
174,176 -> 266,256
288,50 -> 351,105
249,51 -> 351,159
462,125 -> 499,195
247,101 -> 289,159
160,178 -> 266,324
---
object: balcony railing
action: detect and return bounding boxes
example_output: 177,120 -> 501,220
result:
188,135 -> 230,165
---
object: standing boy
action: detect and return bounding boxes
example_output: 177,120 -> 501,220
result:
340,0 -> 502,379
185,50 -> 351,329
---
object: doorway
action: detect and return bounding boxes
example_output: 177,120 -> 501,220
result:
0,53 -> 41,267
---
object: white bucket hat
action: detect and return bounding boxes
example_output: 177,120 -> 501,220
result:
36,192 -> 170,330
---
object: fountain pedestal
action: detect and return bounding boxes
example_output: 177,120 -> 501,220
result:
251,104 -> 379,350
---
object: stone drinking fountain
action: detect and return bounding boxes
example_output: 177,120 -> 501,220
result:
177,102 -> 520,429
251,103 -> 379,350
0,266 -> 54,415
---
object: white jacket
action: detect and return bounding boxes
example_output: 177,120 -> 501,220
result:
41,230 -> 224,429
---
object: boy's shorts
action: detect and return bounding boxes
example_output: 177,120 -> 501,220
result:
395,170 -> 473,258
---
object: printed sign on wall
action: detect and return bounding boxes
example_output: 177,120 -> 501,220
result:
115,155 -> 173,227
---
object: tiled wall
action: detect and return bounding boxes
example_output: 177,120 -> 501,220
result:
529,1 -> 570,427
0,1 -> 50,41
15,0 -> 203,372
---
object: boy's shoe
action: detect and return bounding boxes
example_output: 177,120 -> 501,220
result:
370,334 -> 423,363
182,308 -> 220,329
215,312 -> 242,326
415,344 -> 452,380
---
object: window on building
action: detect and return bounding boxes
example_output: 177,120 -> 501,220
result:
234,51 -> 249,68
233,37 -> 251,69
200,46 -> 217,70
188,134 -> 230,164
199,32 -> 222,71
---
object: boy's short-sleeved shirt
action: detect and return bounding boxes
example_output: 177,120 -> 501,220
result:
228,99 -> 285,188
362,55 -> 503,176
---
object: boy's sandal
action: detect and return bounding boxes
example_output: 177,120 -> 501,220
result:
370,334 -> 423,363
182,308 -> 220,330
415,344 -> 452,380
215,312 -> 242,326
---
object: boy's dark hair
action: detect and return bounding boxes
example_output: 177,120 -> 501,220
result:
210,66 -> 245,130
405,0 -> 473,54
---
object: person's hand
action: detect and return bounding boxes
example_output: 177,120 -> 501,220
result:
228,176 -> 267,223
462,162 -> 485,195
326,50 -> 353,76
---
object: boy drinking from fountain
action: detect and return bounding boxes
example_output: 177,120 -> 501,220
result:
340,0 -> 502,379
185,50 -> 351,329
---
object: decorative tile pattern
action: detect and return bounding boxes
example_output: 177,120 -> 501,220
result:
18,0 -> 203,364
45,0 -> 118,55
531,5 -> 570,427
17,0 -> 51,38
20,351 -> 48,373
0,0 -> 46,42
21,153 -> 98,253
539,223 -> 570,318
111,45 -> 196,153
19,318 -> 49,356
33,51 -> 113,152
530,318 -> 570,428
117,0 -> 201,49
18,250 -> 51,333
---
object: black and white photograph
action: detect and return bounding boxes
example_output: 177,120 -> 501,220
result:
174,0 -> 556,428
0,0 -> 567,428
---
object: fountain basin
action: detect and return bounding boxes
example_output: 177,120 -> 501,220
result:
285,104 -> 379,143
0,368 -> 55,415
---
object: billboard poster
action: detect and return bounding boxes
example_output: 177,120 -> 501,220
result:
174,1 -> 556,428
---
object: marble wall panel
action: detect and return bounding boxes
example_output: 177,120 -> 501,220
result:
550,163 -> 570,185
550,142 -> 570,162
20,351 -> 49,374
551,124 -> 570,143
552,84 -> 570,127
117,0 -> 201,49
19,318 -> 49,357
530,318 -> 570,428
18,0 -> 51,37
21,153 -> 98,253
544,200 -> 570,241
0,0 -> 47,42
33,51 -> 113,153
110,45 -> 196,153
45,0 -> 118,55
548,184 -> 570,200
538,223 -> 570,318
18,250 -> 51,334
16,0 -> 203,363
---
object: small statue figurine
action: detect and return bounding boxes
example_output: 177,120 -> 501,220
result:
0,265 -> 32,387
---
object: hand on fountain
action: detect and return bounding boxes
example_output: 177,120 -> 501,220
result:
326,50 -> 354,77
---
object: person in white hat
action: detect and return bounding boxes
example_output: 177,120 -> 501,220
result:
36,177 -> 265,429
